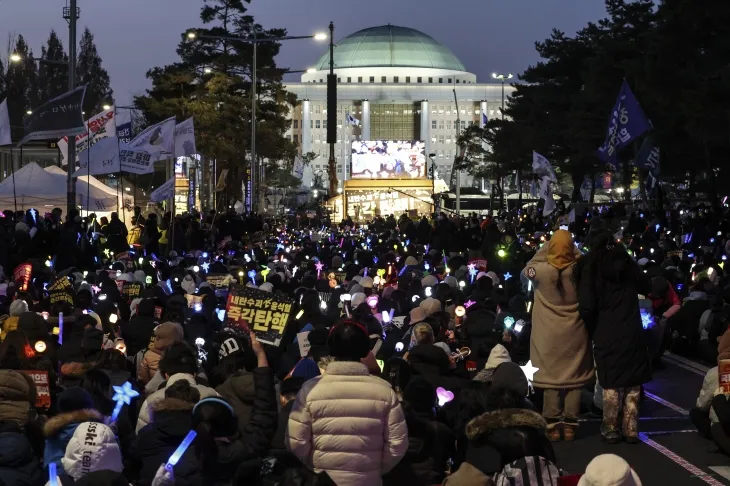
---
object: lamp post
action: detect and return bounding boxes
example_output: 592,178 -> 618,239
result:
491,72 -> 513,214
187,29 -> 326,214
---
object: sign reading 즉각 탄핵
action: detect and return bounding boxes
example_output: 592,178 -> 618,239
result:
225,287 -> 293,347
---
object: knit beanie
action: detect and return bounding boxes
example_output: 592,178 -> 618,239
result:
409,307 -> 427,325
578,453 -> 641,486
405,256 -> 419,266
718,330 -> 730,362
291,358 -> 321,381
485,344 -> 511,369
403,377 -> 435,413
9,300 -> 27,317
154,322 -> 185,351
420,297 -> 441,316
57,387 -> 94,413
491,362 -> 529,397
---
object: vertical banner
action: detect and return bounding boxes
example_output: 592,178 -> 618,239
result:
116,108 -> 133,144
188,166 -> 196,211
58,104 -> 116,164
13,263 -> 32,292
245,167 -> 252,213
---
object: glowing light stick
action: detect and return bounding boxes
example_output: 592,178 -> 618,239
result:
464,300 -> 476,309
261,268 -> 270,281
436,387 -> 454,407
315,261 -> 324,278
504,272 -> 513,281
468,263 -> 477,283
111,382 -> 139,422
340,238 -> 344,248
425,287 -> 432,297
455,306 -> 465,317
29,208 -> 37,224
49,463 -> 58,486
504,316 -> 515,329
166,430 -> 197,470
520,361 -> 539,386
373,256 -> 378,264
395,342 -> 404,352
58,313 -> 63,345
247,270 -> 257,284
201,262 -> 209,272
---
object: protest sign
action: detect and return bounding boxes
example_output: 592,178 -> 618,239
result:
13,263 -> 32,292
297,331 -> 311,357
19,370 -> 51,409
225,287 -> 293,347
122,282 -> 142,299
206,274 -> 233,290
50,290 -> 74,306
47,276 -> 72,293
468,259 -> 488,272
185,294 -> 204,309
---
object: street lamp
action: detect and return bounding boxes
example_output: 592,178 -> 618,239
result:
9,52 -> 69,66
187,29 -> 326,214
9,53 -> 21,63
102,104 -> 111,110
491,72 -> 513,121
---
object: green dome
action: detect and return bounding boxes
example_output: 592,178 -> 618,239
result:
315,25 -> 466,71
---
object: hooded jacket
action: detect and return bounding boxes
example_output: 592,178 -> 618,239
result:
0,369 -> 35,426
43,409 -> 104,475
0,421 -> 44,486
215,370 -> 257,435
138,322 -> 184,385
136,373 -> 219,433
121,301 -> 158,357
62,422 -> 123,481
473,344 -> 511,383
408,343 -> 468,393
524,235 -> 594,389
133,398 -> 202,486
465,408 -> 557,475
286,361 -> 409,486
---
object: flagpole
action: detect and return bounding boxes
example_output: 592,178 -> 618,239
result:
10,146 -> 17,214
86,124 -> 91,218
116,136 -> 125,224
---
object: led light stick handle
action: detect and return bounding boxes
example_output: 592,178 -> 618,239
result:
49,463 -> 58,486
166,430 -> 197,471
58,313 -> 63,345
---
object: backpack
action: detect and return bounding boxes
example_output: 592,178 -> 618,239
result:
493,456 -> 561,486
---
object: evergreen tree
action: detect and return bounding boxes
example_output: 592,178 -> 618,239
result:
4,35 -> 39,138
136,0 -> 297,197
38,30 -> 69,102
77,28 -> 113,114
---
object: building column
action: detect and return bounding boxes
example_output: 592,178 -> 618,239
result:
480,100 -> 488,128
420,100 -> 430,174
302,100 -> 312,155
362,100 -> 370,141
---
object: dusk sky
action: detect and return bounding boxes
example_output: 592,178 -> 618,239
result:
1,0 -> 608,106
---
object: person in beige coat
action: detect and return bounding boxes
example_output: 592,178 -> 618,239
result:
523,229 -> 594,441
286,320 -> 408,486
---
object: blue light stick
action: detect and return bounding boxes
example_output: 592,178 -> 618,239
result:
49,463 -> 57,486
111,382 -> 139,422
166,430 -> 197,470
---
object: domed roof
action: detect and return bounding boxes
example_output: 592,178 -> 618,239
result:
314,25 -> 466,72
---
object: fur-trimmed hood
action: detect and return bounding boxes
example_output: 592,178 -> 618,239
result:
466,408 -> 546,441
150,398 -> 195,420
44,409 -> 104,437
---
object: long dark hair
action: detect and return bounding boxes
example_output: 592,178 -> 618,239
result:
0,330 -> 33,369
574,230 -> 635,288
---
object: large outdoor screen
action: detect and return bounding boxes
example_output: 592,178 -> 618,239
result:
351,140 -> 426,179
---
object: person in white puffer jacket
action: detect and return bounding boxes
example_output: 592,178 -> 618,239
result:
286,320 -> 408,486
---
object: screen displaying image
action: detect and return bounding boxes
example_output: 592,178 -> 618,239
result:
351,140 -> 426,179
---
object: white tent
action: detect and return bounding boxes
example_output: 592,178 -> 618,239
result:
0,162 -> 118,212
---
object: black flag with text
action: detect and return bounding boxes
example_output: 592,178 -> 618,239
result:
18,86 -> 87,146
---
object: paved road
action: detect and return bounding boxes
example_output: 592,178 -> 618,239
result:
552,352 -> 730,485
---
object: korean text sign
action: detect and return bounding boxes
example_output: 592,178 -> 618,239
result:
225,287 -> 293,347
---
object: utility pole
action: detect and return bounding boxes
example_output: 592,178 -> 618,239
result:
64,0 -> 79,219
250,32 -> 257,213
326,21 -> 338,197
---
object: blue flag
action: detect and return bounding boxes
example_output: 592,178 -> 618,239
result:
482,110 -> 489,127
634,134 -> 660,194
597,80 -> 651,166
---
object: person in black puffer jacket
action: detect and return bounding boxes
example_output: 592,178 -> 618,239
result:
0,419 -> 44,486
407,342 -> 468,396
121,298 -> 158,357
384,377 -> 456,486
133,380 -> 203,486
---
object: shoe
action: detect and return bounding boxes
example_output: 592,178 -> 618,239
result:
601,429 -> 621,444
563,425 -> 576,442
548,426 -> 562,442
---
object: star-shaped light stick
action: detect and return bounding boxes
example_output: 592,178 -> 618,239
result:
315,261 -> 324,278
464,299 -> 476,309
201,262 -> 210,273
504,272 -> 513,281
468,263 -> 478,283
111,382 -> 139,422
520,360 -> 539,386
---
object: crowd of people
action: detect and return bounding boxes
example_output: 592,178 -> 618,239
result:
0,201 -> 725,485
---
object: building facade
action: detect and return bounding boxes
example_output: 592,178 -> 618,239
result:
283,24 -> 516,190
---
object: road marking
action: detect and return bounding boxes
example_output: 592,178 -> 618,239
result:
664,352 -> 710,376
639,433 -> 726,486
645,391 -> 690,416
709,467 -> 730,482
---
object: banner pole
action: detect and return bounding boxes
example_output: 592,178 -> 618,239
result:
86,124 -> 91,217
10,145 -> 17,214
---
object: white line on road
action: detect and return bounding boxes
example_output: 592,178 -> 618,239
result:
640,433 -> 726,486
644,391 -> 690,416
664,352 -> 710,376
